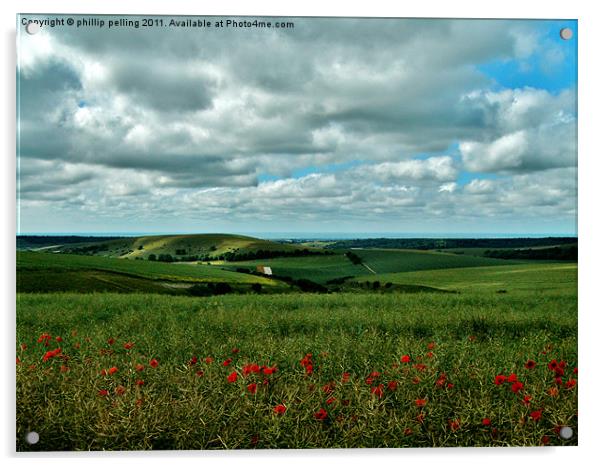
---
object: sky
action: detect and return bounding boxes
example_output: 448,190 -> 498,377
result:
16,16 -> 577,237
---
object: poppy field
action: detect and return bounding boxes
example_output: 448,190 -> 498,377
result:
16,288 -> 577,451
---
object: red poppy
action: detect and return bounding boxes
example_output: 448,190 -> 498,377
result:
222,358 -> 233,367
108,366 -> 118,375
573,367 -> 578,375
401,355 -> 411,363
388,380 -> 398,391
37,333 -> 51,345
55,336 -> 63,343
242,363 -> 261,376
189,356 -> 198,366
326,397 -> 336,405
149,359 -> 159,368
507,373 -> 518,383
416,412 -> 426,424
494,375 -> 506,385
554,376 -> 563,385
435,373 -> 447,387
98,389 -> 108,397
247,383 -> 257,394
20,343 -> 27,351
342,372 -> 351,383
322,383 -> 335,394
548,359 -> 558,371
16,357 -> 21,365
482,418 -> 491,427
314,408 -> 328,421
107,338 -> 115,345
511,381 -> 524,393
196,370 -> 204,377
426,352 -> 434,359
412,376 -> 421,385
448,419 -> 461,431
415,398 -> 427,407
447,383 -> 454,389
548,386 -> 559,397
135,363 -> 144,372
522,395 -> 532,406
565,379 -> 577,389
371,384 -> 384,399
525,360 -> 536,370
541,435 -> 550,445
135,379 -> 144,386
42,347 -> 62,362
530,410 -> 543,421
427,342 -> 436,350
227,371 -> 238,383
413,363 -> 427,372
100,369 -> 107,376
115,385 -> 126,396
205,357 -> 214,364
123,342 -> 134,350
60,365 -> 69,373
273,404 -> 286,415
342,399 -> 350,406
232,348 -> 240,354
305,364 -> 314,375
263,366 -> 277,375
404,428 -> 413,436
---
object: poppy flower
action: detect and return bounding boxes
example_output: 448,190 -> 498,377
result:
149,359 -> 159,368
326,397 -> 336,405
548,360 -> 558,371
42,347 -> 62,362
98,389 -> 108,397
412,376 -> 421,385
108,366 -> 118,375
547,386 -> 559,397
305,364 -> 314,375
371,384 -> 384,399
189,356 -> 198,366
60,365 -> 69,373
20,343 -> 27,351
507,373 -> 518,384
448,419 -> 461,431
413,363 -> 427,372
401,355 -> 411,363
196,370 -> 204,377
415,398 -> 427,407
482,418 -> 491,427
530,410 -> 543,421
222,358 -> 233,367
314,408 -> 328,421
416,412 -> 426,424
232,348 -> 240,354
37,333 -> 51,345
205,357 -> 214,364
426,352 -> 434,359
342,372 -> 350,383
494,375 -> 506,385
447,383 -> 454,389
525,360 -> 536,370
427,342 -> 436,350
404,428 -> 413,436
511,381 -> 524,393
263,366 -> 277,375
541,435 -> 550,445
565,379 -> 577,389
115,385 -> 126,396
388,380 -> 398,391
242,363 -> 261,376
322,383 -> 335,394
554,376 -> 563,385
273,404 -> 286,415
55,336 -> 63,343
227,371 -> 238,383
135,379 -> 145,386
522,395 -> 532,406
247,383 -> 257,394
123,342 -> 134,350
135,363 -> 144,372
573,367 -> 578,375
107,338 -> 115,345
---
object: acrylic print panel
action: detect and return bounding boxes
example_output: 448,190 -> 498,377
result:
16,14 -> 577,451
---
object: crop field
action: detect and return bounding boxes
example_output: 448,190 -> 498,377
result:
17,282 -> 577,450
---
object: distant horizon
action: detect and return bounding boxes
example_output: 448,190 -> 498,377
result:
16,231 -> 578,240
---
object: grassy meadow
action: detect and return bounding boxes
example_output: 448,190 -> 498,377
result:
16,235 -> 578,450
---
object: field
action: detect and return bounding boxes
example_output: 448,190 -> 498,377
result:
16,235 -> 578,450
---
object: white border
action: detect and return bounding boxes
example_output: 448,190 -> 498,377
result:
3,1 -> 600,465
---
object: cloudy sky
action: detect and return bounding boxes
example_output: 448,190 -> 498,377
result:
17,16 -> 577,237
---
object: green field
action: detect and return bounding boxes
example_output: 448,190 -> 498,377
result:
17,251 -> 276,293
17,288 -> 577,450
352,263 -> 578,294
16,235 -> 578,450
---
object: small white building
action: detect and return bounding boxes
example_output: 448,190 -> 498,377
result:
256,265 -> 273,275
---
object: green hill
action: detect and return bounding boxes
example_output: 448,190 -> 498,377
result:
52,234 -> 306,260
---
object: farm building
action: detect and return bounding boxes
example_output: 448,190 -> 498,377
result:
256,265 -> 273,275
